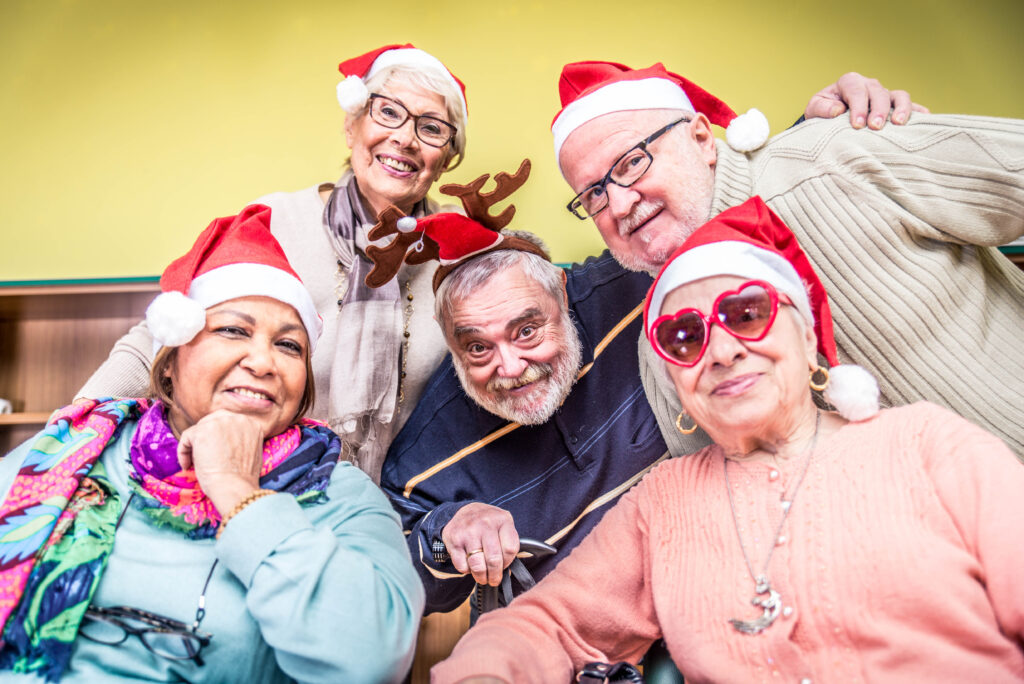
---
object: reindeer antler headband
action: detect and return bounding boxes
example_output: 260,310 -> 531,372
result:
363,159 -> 549,292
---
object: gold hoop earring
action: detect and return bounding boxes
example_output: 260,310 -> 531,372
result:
809,366 -> 830,392
675,411 -> 698,435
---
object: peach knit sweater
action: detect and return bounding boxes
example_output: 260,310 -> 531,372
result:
433,403 -> 1024,683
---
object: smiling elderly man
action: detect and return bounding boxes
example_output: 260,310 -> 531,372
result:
381,239 -> 662,614
553,60 -> 1024,459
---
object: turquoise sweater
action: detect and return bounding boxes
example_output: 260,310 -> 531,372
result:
0,421 -> 424,683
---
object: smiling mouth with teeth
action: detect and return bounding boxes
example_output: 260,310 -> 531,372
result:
378,155 -> 416,173
231,388 -> 271,401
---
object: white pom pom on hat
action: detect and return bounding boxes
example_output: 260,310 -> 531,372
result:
725,108 -> 771,153
147,204 -> 322,355
824,365 -> 880,422
396,216 -> 418,233
644,196 -> 879,422
146,291 -> 206,348
552,60 -> 771,165
336,75 -> 370,114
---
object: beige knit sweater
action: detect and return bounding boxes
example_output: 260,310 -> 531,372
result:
642,113 -> 1024,459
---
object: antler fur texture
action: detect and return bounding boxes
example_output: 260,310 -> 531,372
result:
440,158 -> 531,230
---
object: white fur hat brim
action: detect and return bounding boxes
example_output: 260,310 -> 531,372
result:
147,263 -> 322,355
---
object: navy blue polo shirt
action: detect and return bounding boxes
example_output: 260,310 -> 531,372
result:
380,251 -> 669,614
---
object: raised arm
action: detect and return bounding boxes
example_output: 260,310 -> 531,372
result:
803,72 -> 928,128
827,113 -> 1024,245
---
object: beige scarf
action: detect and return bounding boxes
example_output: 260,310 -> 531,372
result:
322,171 -> 433,477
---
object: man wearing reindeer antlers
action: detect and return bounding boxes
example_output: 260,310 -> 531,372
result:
376,160 -> 667,615
551,60 -> 1024,461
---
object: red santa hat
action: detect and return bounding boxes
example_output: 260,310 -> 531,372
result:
551,60 -> 770,166
146,204 -> 322,353
393,213 -> 550,292
335,43 -> 468,122
644,196 -> 879,422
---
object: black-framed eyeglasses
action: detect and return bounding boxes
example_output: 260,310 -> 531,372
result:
78,499 -> 217,668
566,116 -> 690,220
368,93 -> 457,148
79,604 -> 213,666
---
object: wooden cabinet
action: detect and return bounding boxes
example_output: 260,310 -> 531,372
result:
0,279 -> 159,453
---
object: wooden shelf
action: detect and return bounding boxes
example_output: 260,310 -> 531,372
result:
0,281 -> 159,319
0,412 -> 51,426
1,280 -> 159,452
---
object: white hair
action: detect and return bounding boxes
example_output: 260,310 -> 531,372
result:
435,249 -> 565,332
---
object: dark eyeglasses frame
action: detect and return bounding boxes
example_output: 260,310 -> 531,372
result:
566,116 -> 691,220
80,604 -> 213,666
368,93 -> 457,148
650,280 -> 782,367
78,493 -> 216,667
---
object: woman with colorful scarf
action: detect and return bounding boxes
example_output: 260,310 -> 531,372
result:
0,205 -> 424,683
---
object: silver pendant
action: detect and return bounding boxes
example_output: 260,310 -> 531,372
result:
729,576 -> 782,635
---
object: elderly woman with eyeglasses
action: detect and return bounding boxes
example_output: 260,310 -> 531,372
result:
432,197 -> 1024,683
79,44 -> 468,482
0,205 -> 423,683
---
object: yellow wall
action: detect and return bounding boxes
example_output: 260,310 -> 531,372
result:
2,0 -> 1022,280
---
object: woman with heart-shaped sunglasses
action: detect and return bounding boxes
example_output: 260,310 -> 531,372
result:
433,196 -> 1024,682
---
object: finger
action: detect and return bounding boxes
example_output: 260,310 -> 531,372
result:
449,546 -> 470,575
830,72 -> 879,129
442,510 -> 477,574
480,535 -> 509,586
176,430 -> 194,471
497,523 -> 521,569
465,546 -> 490,585
804,90 -> 847,121
889,89 -> 913,125
865,80 -> 892,129
841,82 -> 870,129
911,102 -> 930,114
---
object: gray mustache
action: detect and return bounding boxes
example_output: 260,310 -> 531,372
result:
618,199 -> 664,235
487,362 -> 553,392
